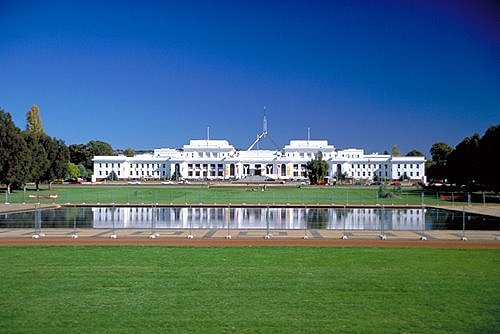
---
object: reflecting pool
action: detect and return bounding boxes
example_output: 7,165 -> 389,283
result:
0,206 -> 498,231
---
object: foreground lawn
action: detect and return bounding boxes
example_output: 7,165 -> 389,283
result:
0,247 -> 498,333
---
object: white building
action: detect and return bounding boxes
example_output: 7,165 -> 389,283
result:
93,137 -> 426,183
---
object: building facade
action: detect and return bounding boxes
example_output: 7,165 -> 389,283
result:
93,138 -> 426,183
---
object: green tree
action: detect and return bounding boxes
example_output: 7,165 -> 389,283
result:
77,163 -> 91,180
86,140 -> 114,170
477,125 -> 500,191
69,141 -> 114,171
26,104 -> 44,135
430,142 -> 452,162
25,133 -> 49,190
306,152 -> 329,185
67,162 -> 80,179
123,147 -> 135,157
69,144 -> 89,165
107,170 -> 118,181
447,134 -> 480,186
427,142 -> 452,181
25,107 -> 49,190
40,136 -> 69,189
0,110 -> 31,192
406,149 -> 424,157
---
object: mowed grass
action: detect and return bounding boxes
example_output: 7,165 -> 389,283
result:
7,185 -> 448,206
0,246 -> 498,333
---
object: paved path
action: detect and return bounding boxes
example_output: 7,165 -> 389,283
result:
428,204 -> 500,218
0,203 -> 60,213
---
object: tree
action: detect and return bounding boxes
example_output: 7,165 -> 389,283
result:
69,140 -> 114,172
77,163 -> 91,180
406,149 -> 424,157
123,147 -> 135,157
41,136 -> 69,189
69,144 -> 89,166
447,134 -> 480,186
477,125 -> 500,191
306,152 -> 329,185
26,104 -> 44,135
25,133 -> 49,190
67,162 -> 80,179
427,142 -> 452,181
86,140 -> 114,170
430,142 -> 452,162
0,110 -> 31,192
107,170 -> 118,181
391,144 -> 401,157
25,107 -> 49,190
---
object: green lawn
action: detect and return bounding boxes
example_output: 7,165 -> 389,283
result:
4,184 -> 454,206
0,246 -> 498,333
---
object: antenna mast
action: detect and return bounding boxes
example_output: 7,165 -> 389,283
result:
247,108 -> 280,151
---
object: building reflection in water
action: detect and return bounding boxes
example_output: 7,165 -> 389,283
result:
92,207 -> 425,230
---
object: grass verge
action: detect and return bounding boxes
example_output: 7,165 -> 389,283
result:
5,185 -> 450,206
0,246 -> 498,333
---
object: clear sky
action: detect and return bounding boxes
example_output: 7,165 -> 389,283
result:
1,0 -> 498,156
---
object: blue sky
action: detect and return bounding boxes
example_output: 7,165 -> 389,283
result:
1,1 -> 498,156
